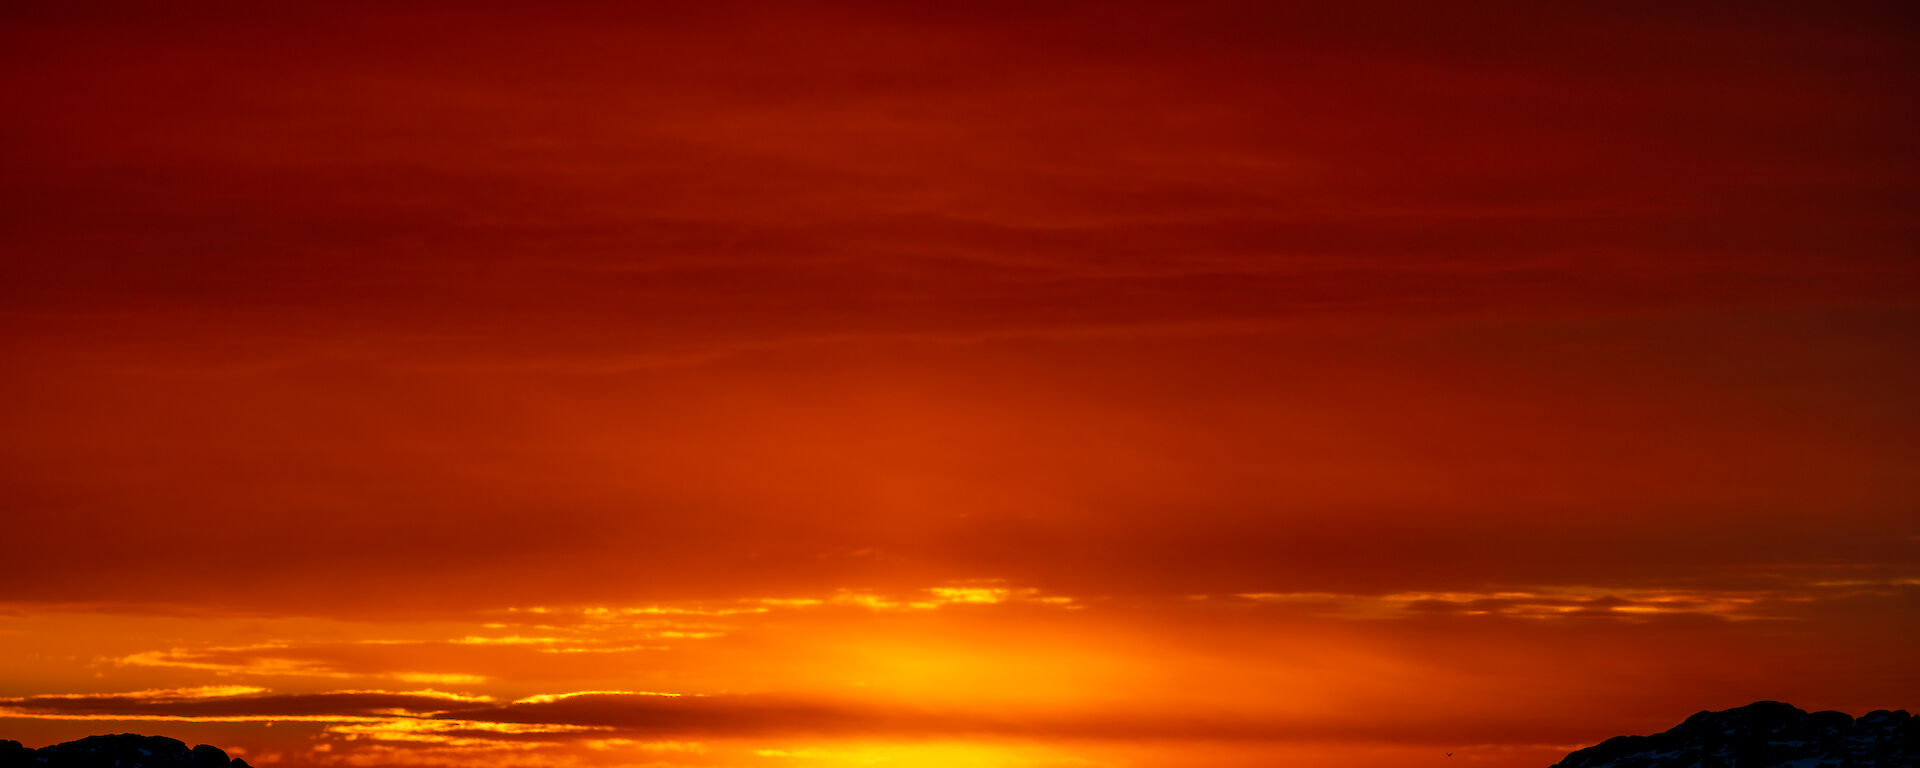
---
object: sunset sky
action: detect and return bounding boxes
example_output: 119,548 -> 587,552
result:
2,3 -> 1916,767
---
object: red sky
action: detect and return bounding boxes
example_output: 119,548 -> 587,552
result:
2,3 -> 1916,767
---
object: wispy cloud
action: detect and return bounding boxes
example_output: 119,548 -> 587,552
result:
1233,577 -> 1920,621
112,643 -> 487,685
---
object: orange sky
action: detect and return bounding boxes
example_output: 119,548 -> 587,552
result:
2,3 -> 1916,767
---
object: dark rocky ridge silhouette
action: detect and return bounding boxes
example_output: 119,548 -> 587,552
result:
0,735 -> 250,768
2,705 -> 1914,768
1551,701 -> 1917,768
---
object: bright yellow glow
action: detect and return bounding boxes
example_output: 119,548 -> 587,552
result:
747,741 -> 1112,768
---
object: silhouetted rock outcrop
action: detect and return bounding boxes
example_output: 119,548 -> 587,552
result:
0,734 -> 250,768
1552,701 -> 1917,767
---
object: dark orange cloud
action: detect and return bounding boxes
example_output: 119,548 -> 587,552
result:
2,689 -> 489,720
1,2 -> 1915,767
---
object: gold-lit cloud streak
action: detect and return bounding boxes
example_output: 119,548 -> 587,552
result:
9,686 -> 269,701
509,691 -> 685,705
1231,581 -> 1913,621
111,645 -> 488,685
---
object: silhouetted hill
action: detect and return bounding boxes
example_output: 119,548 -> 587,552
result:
1551,701 -> 1917,768
0,734 -> 250,768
